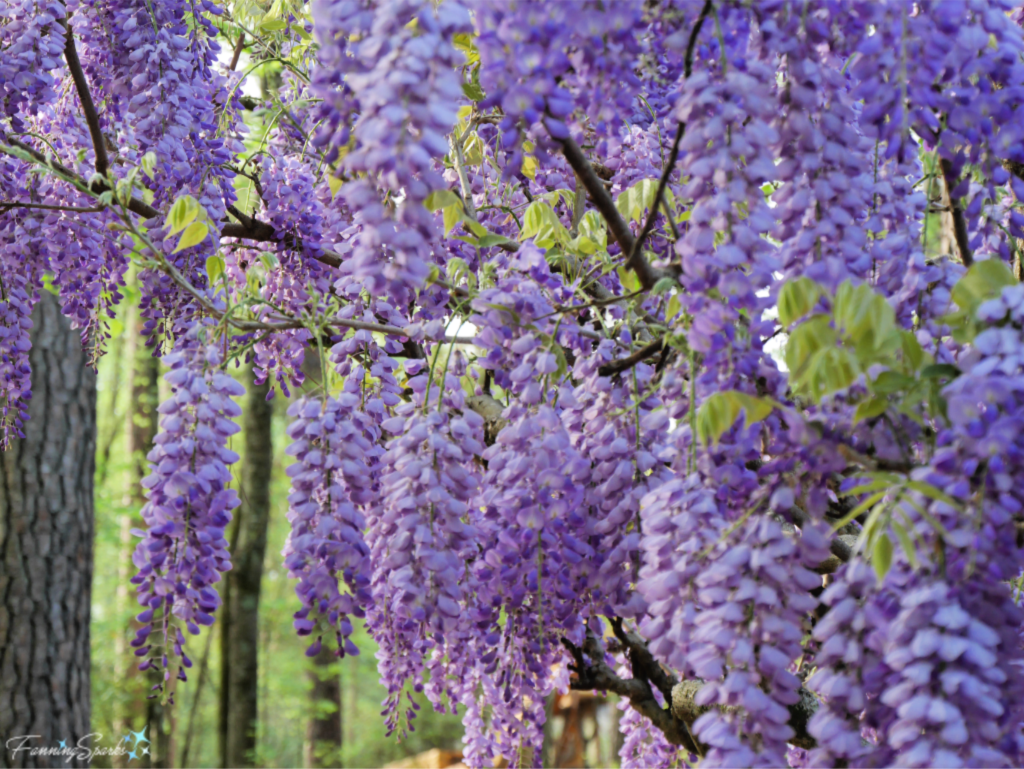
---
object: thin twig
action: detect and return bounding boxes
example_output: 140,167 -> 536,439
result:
0,201 -> 103,214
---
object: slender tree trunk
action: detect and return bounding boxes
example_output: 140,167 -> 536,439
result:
0,292 -> 95,768
297,347 -> 343,768
221,369 -> 272,767
305,646 -> 342,769
114,290 -> 162,768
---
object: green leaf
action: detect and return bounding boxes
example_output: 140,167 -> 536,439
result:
651,277 -> 676,295
453,33 -> 480,64
166,195 -> 199,236
951,258 -> 1016,316
174,221 -> 209,253
785,315 -> 837,381
833,280 -> 900,363
920,363 -> 961,381
519,201 -> 569,246
614,179 -> 659,224
477,233 -> 516,249
259,18 -> 288,31
141,152 -> 156,179
906,480 -> 961,510
696,391 -> 774,445
463,133 -> 484,165
890,518 -> 919,569
900,331 -> 927,373
464,217 -> 487,238
872,532 -> 894,581
872,370 -> 915,394
801,346 -> 859,401
425,189 -> 462,212
617,266 -> 640,294
777,277 -> 822,327
666,294 -> 682,322
854,395 -> 889,423
461,62 -> 485,102
831,489 -> 890,532
521,154 -> 538,180
259,252 -> 279,271
442,204 -> 461,235
577,211 -> 607,250
205,255 -> 225,284
326,173 -> 343,199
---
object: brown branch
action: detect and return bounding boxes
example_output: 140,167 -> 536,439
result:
613,0 -> 709,290
0,201 -> 103,214
563,633 -> 700,755
609,618 -> 678,703
598,338 -> 665,377
60,15 -> 110,177
940,157 -> 972,266
558,136 -> 667,292
669,680 -> 818,751
630,122 -> 684,275
229,33 -> 246,71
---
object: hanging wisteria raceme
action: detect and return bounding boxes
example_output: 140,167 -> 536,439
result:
0,0 -> 65,132
311,0 -> 472,303
282,393 -> 375,659
10,0 -> 1024,765
129,330 -> 243,701
369,363 -> 486,735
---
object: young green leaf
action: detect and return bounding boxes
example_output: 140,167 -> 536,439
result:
777,277 -> 822,327
872,532 -> 894,581
205,255 -> 225,284
174,221 -> 209,253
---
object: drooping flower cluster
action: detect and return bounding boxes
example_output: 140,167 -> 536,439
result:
10,0 -> 1024,765
282,394 -> 376,659
0,0 -> 65,132
129,336 -> 243,700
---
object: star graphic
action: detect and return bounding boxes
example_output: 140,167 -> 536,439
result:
129,727 -> 150,747
57,740 -> 67,749
127,749 -> 139,762
122,735 -> 132,744
142,747 -> 151,756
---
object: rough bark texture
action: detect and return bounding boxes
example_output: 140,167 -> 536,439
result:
0,292 -> 95,768
305,645 -> 342,769
221,370 -> 272,768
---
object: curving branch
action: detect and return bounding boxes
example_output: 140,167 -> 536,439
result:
557,135 -> 678,292
598,338 -> 666,377
565,624 -> 819,756
563,631 -> 701,755
60,16 -> 110,177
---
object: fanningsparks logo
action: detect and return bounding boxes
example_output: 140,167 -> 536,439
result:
6,727 -> 151,764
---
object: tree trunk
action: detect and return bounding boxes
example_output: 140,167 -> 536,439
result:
0,292 -> 96,768
221,370 -> 272,768
298,347 -> 343,769
116,291 -> 166,769
305,645 -> 342,769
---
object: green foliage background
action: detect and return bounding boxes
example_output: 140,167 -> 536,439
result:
89,330 -> 465,768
